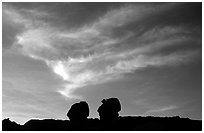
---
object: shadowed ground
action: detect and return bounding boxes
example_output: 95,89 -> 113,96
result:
2,98 -> 202,131
2,116 -> 202,131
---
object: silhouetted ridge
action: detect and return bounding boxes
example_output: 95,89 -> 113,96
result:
23,119 -> 69,131
2,118 -> 21,131
2,116 -> 201,131
2,98 -> 202,131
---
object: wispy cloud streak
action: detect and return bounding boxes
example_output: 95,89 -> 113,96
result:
4,3 -> 201,98
145,105 -> 177,114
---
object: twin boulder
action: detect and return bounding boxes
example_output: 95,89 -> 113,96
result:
67,98 -> 121,122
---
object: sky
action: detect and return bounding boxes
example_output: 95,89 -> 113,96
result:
2,2 -> 202,124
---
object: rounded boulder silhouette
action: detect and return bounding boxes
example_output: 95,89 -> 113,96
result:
67,101 -> 89,122
97,98 -> 121,121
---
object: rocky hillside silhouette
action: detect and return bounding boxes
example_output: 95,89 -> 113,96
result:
2,116 -> 202,131
2,98 -> 202,131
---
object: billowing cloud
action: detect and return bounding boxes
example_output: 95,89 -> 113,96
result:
3,3 -> 201,99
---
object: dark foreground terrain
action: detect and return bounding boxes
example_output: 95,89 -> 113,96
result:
2,116 -> 202,131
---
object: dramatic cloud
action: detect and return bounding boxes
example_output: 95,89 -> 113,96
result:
3,3 -> 201,99
3,3 -> 202,124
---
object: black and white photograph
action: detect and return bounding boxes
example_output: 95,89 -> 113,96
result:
2,2 -> 202,131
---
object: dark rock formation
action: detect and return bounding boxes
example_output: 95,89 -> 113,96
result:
2,98 -> 202,131
67,101 -> 89,122
97,98 -> 121,122
23,119 -> 69,131
2,116 -> 202,131
2,118 -> 21,131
